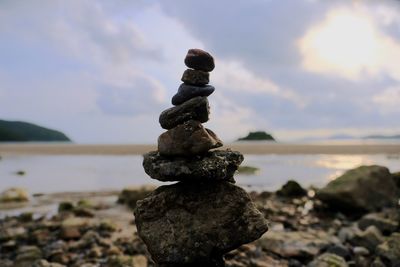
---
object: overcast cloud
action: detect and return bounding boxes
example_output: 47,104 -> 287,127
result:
1,0 -> 400,143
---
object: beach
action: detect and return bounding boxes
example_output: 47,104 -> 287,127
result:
1,142 -> 400,155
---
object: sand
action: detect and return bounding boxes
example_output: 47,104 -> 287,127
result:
1,142 -> 400,155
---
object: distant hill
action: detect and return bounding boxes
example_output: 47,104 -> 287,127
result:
0,120 -> 71,142
364,134 -> 400,139
238,131 -> 275,141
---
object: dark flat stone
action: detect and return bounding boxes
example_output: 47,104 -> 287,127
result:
172,84 -> 215,106
159,97 -> 209,130
142,149 -> 243,182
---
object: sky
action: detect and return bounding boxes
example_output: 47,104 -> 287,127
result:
1,0 -> 400,143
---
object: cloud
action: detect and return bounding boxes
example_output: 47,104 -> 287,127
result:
298,6 -> 400,81
213,60 -> 306,107
97,73 -> 166,116
2,0 -> 400,142
372,86 -> 400,114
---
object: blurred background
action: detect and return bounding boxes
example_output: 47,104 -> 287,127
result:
1,0 -> 400,194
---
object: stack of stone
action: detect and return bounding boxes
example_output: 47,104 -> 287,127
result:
134,49 -> 268,267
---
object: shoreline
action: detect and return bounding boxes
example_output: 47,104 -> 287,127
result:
1,142 -> 400,155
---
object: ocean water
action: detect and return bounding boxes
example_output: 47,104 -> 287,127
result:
0,153 -> 399,194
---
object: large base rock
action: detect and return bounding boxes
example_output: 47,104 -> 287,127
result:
143,150 -> 243,182
316,165 -> 399,214
134,182 -> 268,266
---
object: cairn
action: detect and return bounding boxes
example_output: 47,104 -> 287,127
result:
134,49 -> 268,267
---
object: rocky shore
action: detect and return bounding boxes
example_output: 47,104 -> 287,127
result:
1,165 -> 399,267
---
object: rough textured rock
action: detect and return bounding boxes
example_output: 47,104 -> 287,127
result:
159,96 -> 209,130
307,253 -> 348,267
134,182 -> 268,266
393,171 -> 400,188
376,232 -> 400,266
276,180 -> 307,198
316,165 -> 398,214
172,84 -> 215,105
158,120 -> 222,157
358,213 -> 399,235
15,246 -> 43,267
349,226 -> 384,252
0,187 -> 29,203
143,150 -> 243,182
257,230 -> 340,259
181,69 -> 209,85
184,48 -> 215,72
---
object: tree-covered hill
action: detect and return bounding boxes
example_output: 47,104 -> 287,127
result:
0,120 -> 70,142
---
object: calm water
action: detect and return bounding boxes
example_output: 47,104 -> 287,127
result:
1,153 -> 399,194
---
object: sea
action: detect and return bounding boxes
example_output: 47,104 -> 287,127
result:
1,143 -> 400,194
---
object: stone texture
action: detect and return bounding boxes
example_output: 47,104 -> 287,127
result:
257,230 -> 340,259
143,150 -> 243,182
134,182 -> 268,266
172,83 -> 215,105
349,226 -> 384,252
184,48 -> 215,72
276,180 -> 307,198
117,185 -> 156,209
181,69 -> 209,85
307,253 -> 348,267
358,213 -> 398,235
316,165 -> 399,214
0,187 -> 29,203
158,120 -> 222,157
376,232 -> 400,266
159,96 -> 209,130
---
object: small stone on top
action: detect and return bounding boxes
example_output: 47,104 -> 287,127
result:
184,48 -> 215,72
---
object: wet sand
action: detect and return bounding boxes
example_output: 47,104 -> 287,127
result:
1,142 -> 400,155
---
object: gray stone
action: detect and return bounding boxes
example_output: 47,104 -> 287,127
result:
257,230 -> 340,258
353,246 -> 370,256
15,246 -> 43,266
158,120 -> 222,157
134,182 -> 268,266
32,260 -> 66,267
143,150 -> 243,182
307,253 -> 348,267
276,180 -> 307,198
376,232 -> 400,266
181,69 -> 209,85
349,226 -> 385,252
326,244 -> 351,260
358,213 -> 398,235
159,96 -> 209,130
184,48 -> 215,72
117,185 -> 156,209
0,187 -> 29,203
316,165 -> 399,214
172,83 -> 215,105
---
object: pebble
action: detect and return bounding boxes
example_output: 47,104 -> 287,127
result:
171,83 -> 214,105
159,96 -> 209,130
184,48 -> 215,72
158,120 -> 222,157
181,69 -> 209,85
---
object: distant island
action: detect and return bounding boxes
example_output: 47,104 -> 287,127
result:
0,119 -> 71,142
238,131 -> 275,141
364,134 -> 400,139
